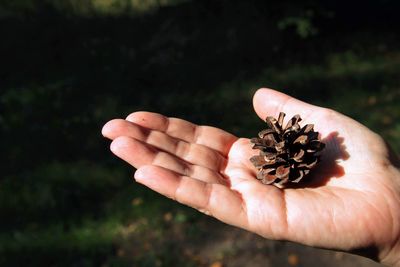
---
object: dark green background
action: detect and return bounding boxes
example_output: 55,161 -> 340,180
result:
1,1 -> 399,266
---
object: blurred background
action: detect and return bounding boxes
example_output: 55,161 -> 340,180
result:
1,0 -> 399,266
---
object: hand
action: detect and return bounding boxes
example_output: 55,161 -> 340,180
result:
102,88 -> 400,266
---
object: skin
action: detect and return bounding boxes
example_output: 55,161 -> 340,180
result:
102,88 -> 400,266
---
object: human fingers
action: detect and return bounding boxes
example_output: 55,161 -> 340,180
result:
134,165 -> 248,228
125,111 -> 238,156
110,136 -> 228,185
103,119 -> 227,171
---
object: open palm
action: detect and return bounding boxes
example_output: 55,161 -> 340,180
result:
102,88 -> 400,266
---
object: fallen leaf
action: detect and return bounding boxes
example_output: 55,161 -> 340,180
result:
131,197 -> 143,206
367,95 -> 377,106
288,253 -> 299,266
210,261 -> 223,267
163,212 -> 173,222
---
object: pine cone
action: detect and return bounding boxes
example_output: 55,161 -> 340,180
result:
250,112 -> 325,186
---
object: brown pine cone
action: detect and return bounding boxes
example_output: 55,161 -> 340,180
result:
250,112 -> 325,186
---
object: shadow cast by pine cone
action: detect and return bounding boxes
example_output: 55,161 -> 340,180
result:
284,131 -> 349,189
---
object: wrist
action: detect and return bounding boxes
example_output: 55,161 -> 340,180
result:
381,166 -> 400,267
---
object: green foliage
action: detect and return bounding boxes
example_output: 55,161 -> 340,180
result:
278,14 -> 318,38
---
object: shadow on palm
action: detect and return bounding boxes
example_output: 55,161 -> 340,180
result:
287,131 -> 348,188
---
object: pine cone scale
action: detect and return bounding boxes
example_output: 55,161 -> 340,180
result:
258,129 -> 277,138
293,149 -> 305,162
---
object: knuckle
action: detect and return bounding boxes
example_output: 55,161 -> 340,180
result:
182,164 -> 194,177
176,141 -> 191,159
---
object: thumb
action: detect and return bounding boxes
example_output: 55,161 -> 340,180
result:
252,88 -> 323,123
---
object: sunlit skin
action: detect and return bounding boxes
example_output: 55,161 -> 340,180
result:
102,88 -> 400,266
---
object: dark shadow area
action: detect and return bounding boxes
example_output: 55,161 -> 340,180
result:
1,0 -> 399,177
350,246 -> 380,264
1,0 -> 399,175
287,131 -> 348,188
